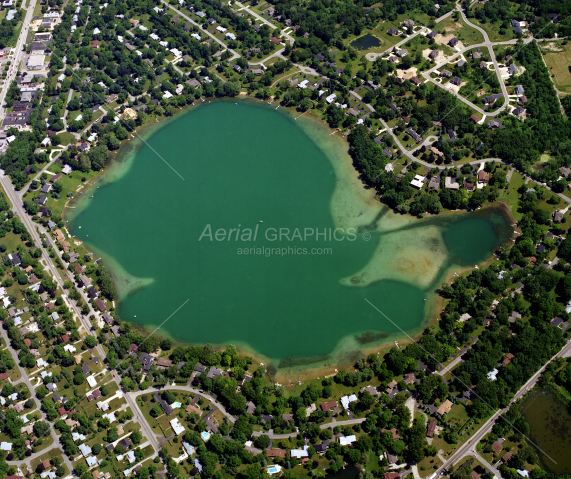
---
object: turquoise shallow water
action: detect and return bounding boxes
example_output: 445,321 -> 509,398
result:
68,100 -> 513,367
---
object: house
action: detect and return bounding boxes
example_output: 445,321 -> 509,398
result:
410,76 -> 421,86
321,401 -> 338,412
470,114 -> 481,123
483,94 -> 503,105
428,50 -> 439,59
410,174 -> 425,189
428,177 -> 440,190
291,447 -> 309,458
339,435 -> 357,446
403,373 -> 416,384
427,30 -> 437,39
488,118 -> 503,129
478,170 -> 489,183
50,173 -> 61,182
492,441 -> 503,453
385,474 -> 400,479
387,28 -> 398,36
437,399 -> 453,415
513,107 -> 525,116
515,85 -> 524,95
266,449 -> 286,458
314,441 -> 329,454
502,452 -> 513,462
440,69 -> 452,78
470,472 -> 481,479
170,418 -> 185,435
157,358 -> 173,369
403,19 -> 414,28
449,37 -> 459,47
340,394 -> 357,409
449,77 -> 462,86
95,298 -> 106,312
270,37 -> 282,44
554,211 -> 564,222
509,63 -> 519,75
502,353 -> 515,365
37,194 -> 48,205
487,368 -> 499,381
396,49 -> 408,57
140,353 -> 154,372
519,95 -> 528,104
427,420 -> 436,437
405,128 -> 421,142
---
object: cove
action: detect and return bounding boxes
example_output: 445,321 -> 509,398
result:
520,389 -> 571,473
67,100 -> 513,373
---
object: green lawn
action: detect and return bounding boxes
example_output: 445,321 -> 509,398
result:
497,169 -> 525,221
541,41 -> 571,93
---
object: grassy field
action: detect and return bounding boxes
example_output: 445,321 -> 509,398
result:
469,16 -> 517,43
437,17 -> 485,46
497,168 -> 525,221
541,41 -> 571,93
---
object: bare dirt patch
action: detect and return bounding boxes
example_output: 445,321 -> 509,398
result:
395,66 -> 418,80
422,48 -> 447,62
540,41 -> 564,53
435,33 -> 465,51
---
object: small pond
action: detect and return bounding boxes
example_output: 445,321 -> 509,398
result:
350,34 -> 382,50
520,389 -> 571,473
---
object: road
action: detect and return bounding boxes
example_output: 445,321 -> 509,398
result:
430,339 -> 571,479
0,326 -> 75,474
233,2 -> 294,46
129,384 -> 237,424
251,417 -> 366,439
0,0 -> 38,121
437,355 -> 465,377
161,0 -> 240,61
365,8 -> 456,62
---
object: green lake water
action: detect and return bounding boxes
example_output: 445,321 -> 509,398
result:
520,389 -> 571,473
67,100 -> 513,372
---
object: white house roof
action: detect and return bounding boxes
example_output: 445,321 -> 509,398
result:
339,435 -> 357,446
340,394 -> 357,409
170,418 -> 185,435
86,375 -> 97,387
487,368 -> 499,381
291,446 -> 309,458
79,443 -> 92,456
326,93 -> 337,104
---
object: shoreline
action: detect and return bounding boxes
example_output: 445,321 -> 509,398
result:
60,95 -> 516,384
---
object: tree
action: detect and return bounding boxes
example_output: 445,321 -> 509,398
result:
299,97 -> 313,111
73,372 -> 85,385
255,434 -> 270,449
84,335 -> 98,348
33,421 -> 50,437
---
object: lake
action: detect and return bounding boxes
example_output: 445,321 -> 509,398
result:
520,389 -> 571,473
67,100 -> 513,376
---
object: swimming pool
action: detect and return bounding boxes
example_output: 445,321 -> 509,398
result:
172,402 -> 181,408
201,431 -> 211,442
268,467 -> 278,474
